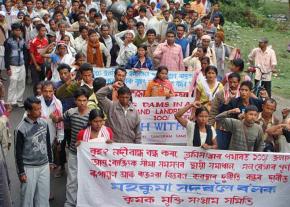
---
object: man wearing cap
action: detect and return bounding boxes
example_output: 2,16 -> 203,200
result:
188,24 -> 204,54
47,31 -> 57,44
248,38 -> 277,97
4,23 -> 26,107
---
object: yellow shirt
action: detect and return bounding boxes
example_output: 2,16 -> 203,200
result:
190,2 -> 205,17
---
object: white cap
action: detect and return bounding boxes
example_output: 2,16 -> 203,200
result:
201,34 -> 211,40
193,24 -> 203,30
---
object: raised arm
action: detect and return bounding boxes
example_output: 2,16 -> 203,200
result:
215,108 -> 240,132
175,101 -> 201,127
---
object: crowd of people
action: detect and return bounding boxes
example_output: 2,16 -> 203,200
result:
0,0 -> 289,206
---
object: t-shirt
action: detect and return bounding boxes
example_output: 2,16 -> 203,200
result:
29,36 -> 48,64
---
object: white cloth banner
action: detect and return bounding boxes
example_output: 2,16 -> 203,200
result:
133,97 -> 194,144
77,143 -> 290,207
93,68 -> 193,96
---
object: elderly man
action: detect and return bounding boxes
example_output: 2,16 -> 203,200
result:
248,38 -> 277,97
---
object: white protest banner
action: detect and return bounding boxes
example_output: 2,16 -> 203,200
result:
93,68 -> 193,96
77,142 -> 290,207
133,97 -> 193,144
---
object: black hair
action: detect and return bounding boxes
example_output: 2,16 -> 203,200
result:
136,21 -> 145,28
154,66 -> 168,80
41,81 -> 55,90
79,4 -> 86,9
263,98 -> 277,107
57,63 -> 71,72
176,24 -> 185,31
245,105 -> 258,113
200,56 -> 210,64
75,52 -> 86,60
89,8 -> 97,13
80,63 -> 93,74
88,109 -> 105,124
240,80 -> 253,91
36,23 -> 46,31
79,25 -> 88,33
93,77 -> 106,93
195,106 -> 209,117
74,87 -> 90,99
117,86 -> 131,96
205,65 -> 218,75
166,30 -> 176,37
11,23 -> 22,30
139,7 -> 147,13
196,46 -> 207,54
24,96 -> 41,111
138,44 -> 147,51
232,58 -> 244,71
95,13 -> 102,18
146,29 -> 156,36
78,15 -> 87,21
33,81 -> 43,96
88,29 -> 97,36
114,67 -> 127,76
228,72 -> 241,82
106,9 -> 113,14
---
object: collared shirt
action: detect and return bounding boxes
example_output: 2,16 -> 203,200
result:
134,16 -> 149,27
29,36 -> 49,64
153,42 -> 185,71
248,47 -> 277,81
144,40 -> 159,67
115,31 -> 137,66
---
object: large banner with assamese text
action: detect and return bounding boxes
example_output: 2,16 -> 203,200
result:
77,143 -> 290,207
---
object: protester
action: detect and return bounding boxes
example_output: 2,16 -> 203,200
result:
153,30 -> 185,71
144,66 -> 174,97
144,29 -> 159,67
125,44 -> 154,71
183,46 -> 206,71
195,65 -> 223,111
96,82 -> 141,143
87,77 -> 107,110
15,96 -> 53,207
133,22 -> 147,47
5,23 -> 26,107
76,109 -> 113,144
216,105 -> 265,152
175,101 -> 217,149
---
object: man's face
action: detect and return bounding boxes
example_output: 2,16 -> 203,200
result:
115,70 -> 126,82
26,1 -> 33,10
24,17 -> 31,26
79,18 -> 87,26
228,77 -> 240,90
137,25 -> 145,35
59,69 -> 71,82
213,17 -> 220,26
101,26 -> 110,37
139,11 -> 146,18
82,70 -> 93,84
262,102 -> 276,116
163,12 -> 170,21
13,28 -> 22,37
176,26 -> 184,38
58,24 -> 66,33
259,42 -> 267,48
166,33 -> 175,45
38,27 -> 47,37
202,39 -> 210,48
28,103 -> 42,119
36,1 -> 43,9
89,33 -> 98,42
60,0 -> 66,7
72,2 -> 79,11
173,18 -> 181,25
81,29 -> 88,39
196,28 -> 203,37
75,95 -> 88,111
100,3 -> 106,12
239,85 -> 251,99
42,85 -> 54,101
147,33 -> 155,43
107,12 -> 113,19
245,111 -> 258,124
118,93 -> 131,107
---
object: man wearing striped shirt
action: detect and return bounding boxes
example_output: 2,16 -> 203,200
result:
51,88 -> 90,207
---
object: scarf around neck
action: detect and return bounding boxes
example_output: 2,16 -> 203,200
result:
193,122 -> 213,147
87,40 -> 104,67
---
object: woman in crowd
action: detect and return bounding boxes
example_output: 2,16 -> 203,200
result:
125,44 -> 154,71
61,34 -> 77,57
175,101 -> 218,149
195,65 -> 223,111
144,66 -> 174,98
76,109 -> 113,145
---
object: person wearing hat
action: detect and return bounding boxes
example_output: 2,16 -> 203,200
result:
188,24 -> 204,54
248,38 -> 277,97
4,23 -> 26,107
0,11 -> 8,81
46,31 -> 57,44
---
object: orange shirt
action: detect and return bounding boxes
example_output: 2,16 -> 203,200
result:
190,2 -> 205,17
144,80 -> 174,97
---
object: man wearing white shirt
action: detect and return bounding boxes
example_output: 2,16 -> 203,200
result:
25,0 -> 38,19
134,7 -> 148,28
74,26 -> 88,53
83,0 -> 99,13
56,21 -> 75,48
115,30 -> 137,66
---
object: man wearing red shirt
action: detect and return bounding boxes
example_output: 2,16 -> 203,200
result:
30,23 -> 48,85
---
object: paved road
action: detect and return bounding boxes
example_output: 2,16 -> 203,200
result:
4,82 -> 66,207
4,76 -> 290,207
